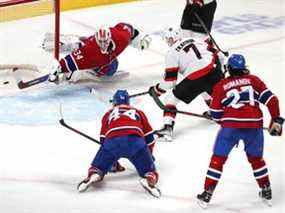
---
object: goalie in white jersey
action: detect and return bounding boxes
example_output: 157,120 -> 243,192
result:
149,28 -> 224,141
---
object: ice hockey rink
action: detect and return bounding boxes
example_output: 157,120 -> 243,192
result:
0,0 -> 284,212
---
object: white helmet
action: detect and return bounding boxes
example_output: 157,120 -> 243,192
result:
95,26 -> 111,54
163,27 -> 181,46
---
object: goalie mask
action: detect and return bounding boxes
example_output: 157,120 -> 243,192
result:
95,26 -> 111,54
164,27 -> 181,46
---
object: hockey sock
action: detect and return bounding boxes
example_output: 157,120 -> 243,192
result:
163,104 -> 177,125
204,155 -> 227,192
247,155 -> 270,188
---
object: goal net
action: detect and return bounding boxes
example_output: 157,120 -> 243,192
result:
0,0 -> 60,90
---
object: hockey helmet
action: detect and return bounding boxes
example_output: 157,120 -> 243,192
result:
226,54 -> 248,76
112,90 -> 130,106
164,27 -> 181,46
95,26 -> 111,54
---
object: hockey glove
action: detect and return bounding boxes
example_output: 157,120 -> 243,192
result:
190,0 -> 204,14
269,116 -> 284,136
139,34 -> 152,50
148,83 -> 166,97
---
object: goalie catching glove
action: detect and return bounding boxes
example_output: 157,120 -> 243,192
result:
130,31 -> 152,51
41,32 -> 82,53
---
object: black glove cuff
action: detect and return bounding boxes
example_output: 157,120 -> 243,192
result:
155,83 -> 166,94
274,117 -> 284,124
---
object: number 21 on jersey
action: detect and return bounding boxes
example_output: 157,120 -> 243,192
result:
226,85 -> 255,109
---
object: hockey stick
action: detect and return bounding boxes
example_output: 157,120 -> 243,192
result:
194,12 -> 229,57
149,90 -> 272,131
59,104 -> 100,144
17,74 -> 50,89
149,89 -> 212,120
108,91 -> 149,103
59,118 -> 101,144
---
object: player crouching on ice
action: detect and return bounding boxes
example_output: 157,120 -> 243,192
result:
196,54 -> 284,208
77,90 -> 161,198
42,23 -> 151,84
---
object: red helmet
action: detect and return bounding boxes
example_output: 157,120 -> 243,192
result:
95,26 -> 111,54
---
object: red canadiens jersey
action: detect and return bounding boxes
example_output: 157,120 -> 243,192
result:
59,23 -> 133,73
210,74 -> 280,128
100,105 -> 154,145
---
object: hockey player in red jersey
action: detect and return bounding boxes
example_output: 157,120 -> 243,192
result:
77,90 -> 160,197
197,54 -> 284,208
148,28 -> 224,141
47,23 -> 151,83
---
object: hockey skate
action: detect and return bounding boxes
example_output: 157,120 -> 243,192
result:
197,190 -> 213,209
140,172 -> 161,198
155,124 -> 173,142
259,185 -> 272,207
77,173 -> 103,193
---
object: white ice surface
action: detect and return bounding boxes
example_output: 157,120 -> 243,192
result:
0,0 -> 284,212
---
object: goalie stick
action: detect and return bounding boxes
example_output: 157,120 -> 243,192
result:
17,74 -> 50,89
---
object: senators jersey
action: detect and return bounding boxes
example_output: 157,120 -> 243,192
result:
159,38 -> 221,91
100,105 -> 155,150
59,23 -> 133,74
210,74 -> 280,128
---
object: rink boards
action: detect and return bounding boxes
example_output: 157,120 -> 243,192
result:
0,0 -> 137,22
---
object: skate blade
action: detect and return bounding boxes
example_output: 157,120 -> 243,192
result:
140,179 -> 161,198
77,181 -> 91,193
157,135 -> 172,142
77,175 -> 101,193
261,198 -> 272,207
197,199 -> 208,209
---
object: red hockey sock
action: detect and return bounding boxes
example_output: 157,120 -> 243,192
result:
204,155 -> 227,192
247,155 -> 270,188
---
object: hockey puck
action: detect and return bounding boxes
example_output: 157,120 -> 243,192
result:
3,81 -> 9,85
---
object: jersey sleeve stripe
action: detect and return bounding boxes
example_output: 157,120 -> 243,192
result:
63,54 -> 78,73
210,109 -> 223,120
164,68 -> 179,81
258,89 -> 273,105
145,134 -> 155,145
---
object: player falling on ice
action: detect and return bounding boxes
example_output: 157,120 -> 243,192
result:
148,28 -> 224,141
42,22 -> 151,84
77,90 -> 160,198
196,54 -> 284,208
